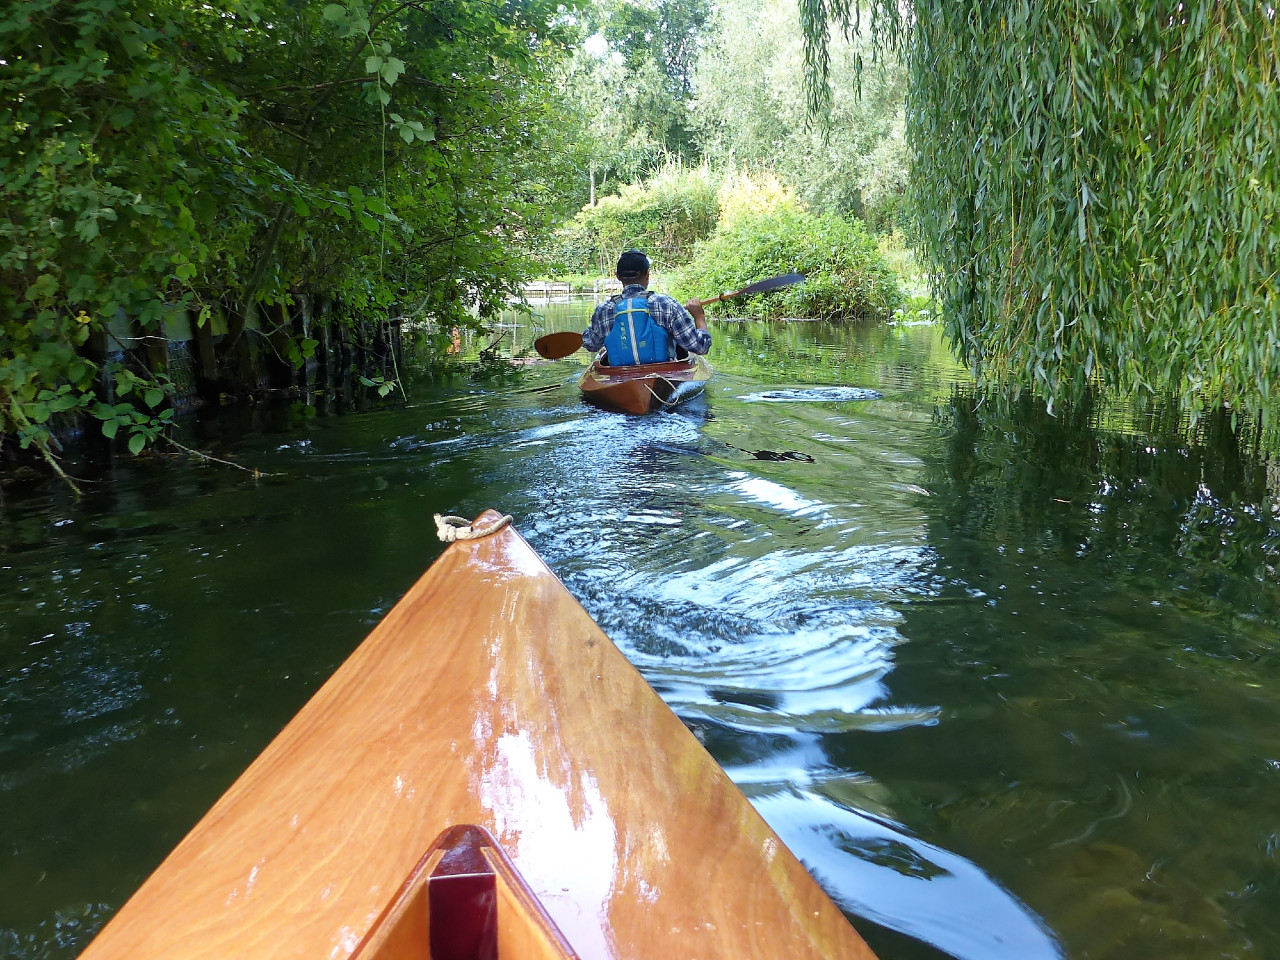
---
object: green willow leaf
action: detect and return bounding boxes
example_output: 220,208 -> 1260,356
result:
801,0 -> 1280,420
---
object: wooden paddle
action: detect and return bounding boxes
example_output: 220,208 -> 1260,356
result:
533,330 -> 585,360
532,272 -> 805,360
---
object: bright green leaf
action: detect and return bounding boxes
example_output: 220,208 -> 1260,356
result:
381,58 -> 405,85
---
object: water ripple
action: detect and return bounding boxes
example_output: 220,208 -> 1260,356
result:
741,386 -> 884,403
752,787 -> 1066,960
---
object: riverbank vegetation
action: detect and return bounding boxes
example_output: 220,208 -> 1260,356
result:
543,164 -> 906,319
544,0 -> 912,297
560,0 -> 1280,431
3,0 -> 910,479
548,163 -> 721,276
2,0 -> 587,473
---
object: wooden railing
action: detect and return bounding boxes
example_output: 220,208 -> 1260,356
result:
517,279 -> 623,300
520,281 -> 572,298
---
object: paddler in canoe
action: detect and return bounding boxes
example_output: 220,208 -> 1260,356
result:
581,248 -> 711,366
530,255 -> 803,414
563,248 -> 714,414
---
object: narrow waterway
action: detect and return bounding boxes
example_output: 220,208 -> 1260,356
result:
3,305 -> 1279,960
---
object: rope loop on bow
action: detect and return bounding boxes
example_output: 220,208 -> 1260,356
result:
434,513 -> 513,542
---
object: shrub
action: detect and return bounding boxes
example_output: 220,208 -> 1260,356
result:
672,207 -> 903,320
570,162 -> 719,274
716,168 -> 803,225
529,226 -> 598,277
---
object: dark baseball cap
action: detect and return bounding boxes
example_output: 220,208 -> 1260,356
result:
616,249 -> 651,278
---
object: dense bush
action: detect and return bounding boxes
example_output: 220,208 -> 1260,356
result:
560,162 -> 720,275
715,168 -> 802,225
672,207 -> 903,320
529,228 -> 600,280
546,165 -> 811,278
1,0 -> 580,472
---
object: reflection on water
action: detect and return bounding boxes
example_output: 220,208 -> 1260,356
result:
3,308 -> 1280,960
753,789 -> 1063,960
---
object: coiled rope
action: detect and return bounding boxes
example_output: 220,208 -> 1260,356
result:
434,513 -> 513,542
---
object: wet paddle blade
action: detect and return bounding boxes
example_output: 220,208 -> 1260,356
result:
736,272 -> 806,297
534,331 -> 584,360
698,273 -> 806,305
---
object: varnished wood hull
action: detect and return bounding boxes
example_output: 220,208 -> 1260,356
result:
80,511 -> 877,960
578,354 -> 712,415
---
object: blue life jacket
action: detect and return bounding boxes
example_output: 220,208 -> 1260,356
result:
604,294 -> 673,365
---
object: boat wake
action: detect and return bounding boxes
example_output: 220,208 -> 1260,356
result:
740,386 -> 883,403
750,786 -> 1066,960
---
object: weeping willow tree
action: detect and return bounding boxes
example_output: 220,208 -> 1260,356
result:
802,1 -> 1280,419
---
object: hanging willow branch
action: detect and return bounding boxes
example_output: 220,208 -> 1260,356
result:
799,0 -> 906,116
803,0 -> 1280,422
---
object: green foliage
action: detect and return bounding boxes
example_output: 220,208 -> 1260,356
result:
694,0 -> 908,223
530,229 -> 600,280
715,168 -> 803,225
801,0 -> 1280,420
557,0 -> 712,201
359,375 -> 397,399
893,295 -> 937,324
560,162 -> 721,274
596,0 -> 710,99
556,50 -> 675,203
1,0 -> 583,471
672,207 -> 903,320
0,0 -> 248,466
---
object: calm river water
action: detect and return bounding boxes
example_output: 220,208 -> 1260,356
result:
3,303 -> 1280,960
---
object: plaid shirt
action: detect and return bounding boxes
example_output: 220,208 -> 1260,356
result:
582,284 -> 712,358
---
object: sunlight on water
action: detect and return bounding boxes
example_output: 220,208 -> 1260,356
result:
3,308 -> 1280,960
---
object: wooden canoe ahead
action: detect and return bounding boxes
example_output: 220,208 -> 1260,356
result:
578,354 -> 712,415
80,511 -> 878,960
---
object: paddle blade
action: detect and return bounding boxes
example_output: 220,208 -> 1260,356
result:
534,331 -> 583,360
699,273 -> 807,305
737,272 -> 806,297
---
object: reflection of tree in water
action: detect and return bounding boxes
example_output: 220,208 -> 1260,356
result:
868,388 -> 1280,960
927,390 -> 1278,621
713,320 -> 964,392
